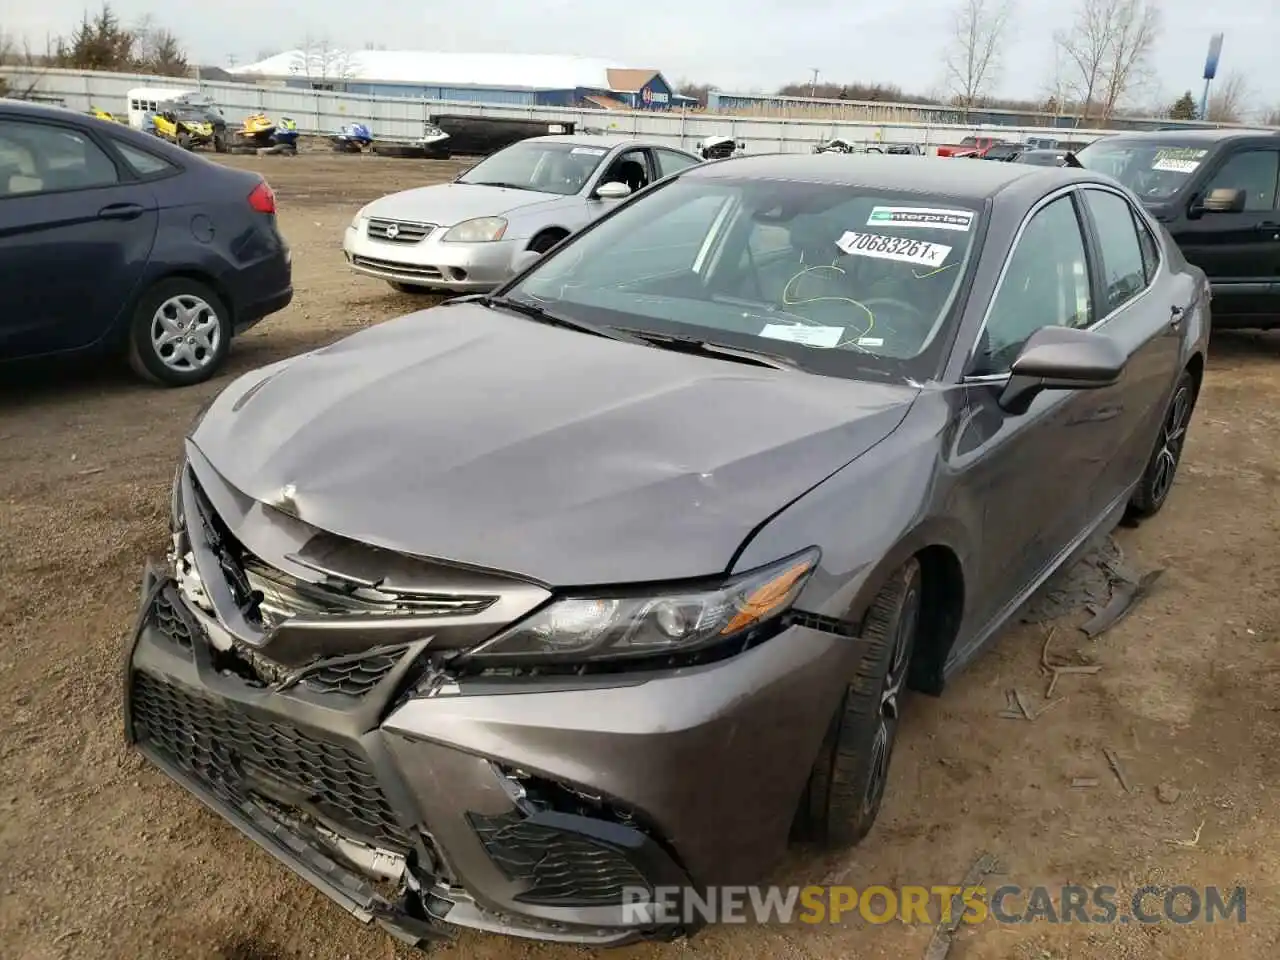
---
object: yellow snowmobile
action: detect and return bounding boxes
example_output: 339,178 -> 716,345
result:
230,114 -> 299,155
150,107 -> 216,150
88,106 -> 124,124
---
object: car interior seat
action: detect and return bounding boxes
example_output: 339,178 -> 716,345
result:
610,158 -> 648,193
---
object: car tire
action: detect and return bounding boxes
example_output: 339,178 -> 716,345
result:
126,278 -> 232,387
795,557 -> 923,848
388,281 -> 435,295
1127,369 -> 1197,519
528,229 -> 568,254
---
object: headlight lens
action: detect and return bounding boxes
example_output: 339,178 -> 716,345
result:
349,212 -> 364,231
442,216 -> 508,243
170,457 -> 187,533
468,548 -> 820,664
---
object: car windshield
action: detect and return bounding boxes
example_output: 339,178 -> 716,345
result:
505,176 -> 984,383
1075,139 -> 1212,200
456,141 -> 609,195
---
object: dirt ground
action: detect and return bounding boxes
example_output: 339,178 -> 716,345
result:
2,153 -> 1278,960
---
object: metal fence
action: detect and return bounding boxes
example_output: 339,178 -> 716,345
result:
0,66 -> 1138,153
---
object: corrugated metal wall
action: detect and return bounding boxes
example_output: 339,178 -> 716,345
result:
707,90 -> 1230,133
0,65 -> 1212,152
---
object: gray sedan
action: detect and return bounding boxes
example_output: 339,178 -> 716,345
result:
129,154 -> 1208,947
342,134 -> 703,294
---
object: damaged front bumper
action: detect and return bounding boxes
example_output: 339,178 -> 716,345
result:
122,454 -> 862,946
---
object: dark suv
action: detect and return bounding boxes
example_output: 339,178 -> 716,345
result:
1076,129 -> 1280,328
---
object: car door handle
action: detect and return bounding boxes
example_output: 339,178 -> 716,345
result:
98,202 -> 145,221
1169,304 -> 1184,328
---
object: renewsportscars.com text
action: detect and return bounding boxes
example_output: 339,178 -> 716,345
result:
621,884 -> 1247,926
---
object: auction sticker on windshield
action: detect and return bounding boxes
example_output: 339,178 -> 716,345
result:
759,324 -> 844,348
837,230 -> 951,268
1151,148 -> 1207,173
867,207 -> 974,231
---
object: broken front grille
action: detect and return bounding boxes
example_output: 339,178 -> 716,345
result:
131,671 -> 412,850
367,218 -> 434,243
240,555 -> 496,631
468,811 -> 651,907
300,646 -> 409,697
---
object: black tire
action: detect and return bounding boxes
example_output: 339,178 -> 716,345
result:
177,132 -> 193,151
388,281 -> 436,295
795,557 -> 923,848
528,230 -> 568,254
1127,369 -> 1196,519
373,141 -> 429,159
125,278 -> 231,387
213,133 -> 228,154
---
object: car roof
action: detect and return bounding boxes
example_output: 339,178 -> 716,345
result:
1092,127 -> 1280,143
527,133 -> 691,152
681,152 -> 1094,201
0,98 -> 92,121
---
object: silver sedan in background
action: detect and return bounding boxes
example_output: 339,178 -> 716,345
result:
343,135 -> 703,294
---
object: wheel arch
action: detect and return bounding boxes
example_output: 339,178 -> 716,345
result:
838,523 -> 969,698
527,226 -> 570,252
110,268 -> 236,349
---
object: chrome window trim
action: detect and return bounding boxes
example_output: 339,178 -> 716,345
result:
960,181 -> 1164,384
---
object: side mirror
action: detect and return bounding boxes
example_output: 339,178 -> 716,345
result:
1199,187 -> 1246,214
997,326 -> 1126,416
510,249 -> 542,275
594,180 -> 632,200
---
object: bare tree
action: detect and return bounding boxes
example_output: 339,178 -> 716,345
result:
290,35 -> 355,88
0,29 -> 51,100
131,14 -> 189,76
1097,0 -> 1161,123
1055,0 -> 1161,125
1264,104 -> 1280,128
1206,71 -> 1250,124
942,0 -> 1015,113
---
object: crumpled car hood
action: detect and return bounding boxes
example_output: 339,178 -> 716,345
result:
191,303 -> 919,586
362,182 -> 559,227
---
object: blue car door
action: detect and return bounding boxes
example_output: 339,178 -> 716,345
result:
0,115 -> 158,358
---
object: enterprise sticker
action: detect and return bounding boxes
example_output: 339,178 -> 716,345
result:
571,146 -> 607,156
867,206 -> 974,231
1151,148 -> 1207,174
836,230 -> 951,268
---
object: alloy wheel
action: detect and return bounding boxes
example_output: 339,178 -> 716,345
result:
150,294 -> 221,373
861,582 -> 919,815
1150,384 -> 1192,505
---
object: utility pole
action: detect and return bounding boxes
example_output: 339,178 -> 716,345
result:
808,68 -> 820,98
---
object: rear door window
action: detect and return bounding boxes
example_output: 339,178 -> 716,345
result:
1082,189 -> 1149,313
0,120 -> 120,196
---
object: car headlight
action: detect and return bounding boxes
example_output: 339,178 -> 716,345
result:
442,216 -> 508,243
467,548 -> 820,664
170,456 -> 187,534
349,212 -> 365,231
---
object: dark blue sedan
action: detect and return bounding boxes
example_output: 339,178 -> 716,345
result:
0,100 -> 292,386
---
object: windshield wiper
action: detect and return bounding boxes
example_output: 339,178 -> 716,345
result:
474,295 -> 645,343
463,180 -> 529,190
617,329 -> 798,370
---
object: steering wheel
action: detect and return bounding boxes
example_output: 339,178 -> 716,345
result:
859,297 -> 927,323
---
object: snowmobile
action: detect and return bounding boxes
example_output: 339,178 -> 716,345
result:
697,134 -> 744,160
332,122 -> 374,153
814,137 -> 857,154
88,106 -> 125,124
231,114 -> 300,155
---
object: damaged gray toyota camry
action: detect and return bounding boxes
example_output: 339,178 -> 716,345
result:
125,153 -> 1208,948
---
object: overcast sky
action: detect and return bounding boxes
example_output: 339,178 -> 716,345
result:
6,0 -> 1277,110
